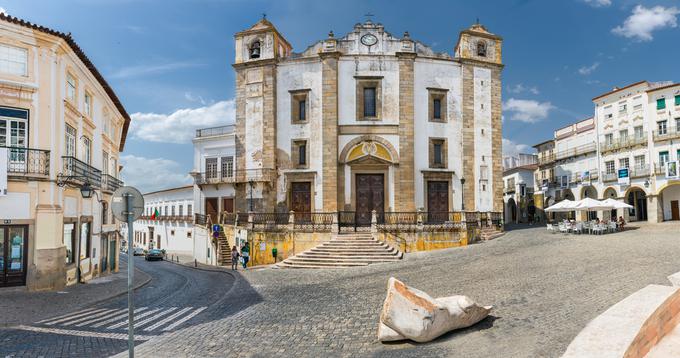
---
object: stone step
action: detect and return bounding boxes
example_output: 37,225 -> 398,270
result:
310,249 -> 395,255
306,250 -> 399,256
280,259 -> 370,267
276,262 -> 368,269
295,254 -> 401,261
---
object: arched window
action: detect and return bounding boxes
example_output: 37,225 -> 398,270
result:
249,40 -> 261,59
476,41 -> 487,57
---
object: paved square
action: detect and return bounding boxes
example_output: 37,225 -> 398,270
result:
127,223 -> 680,357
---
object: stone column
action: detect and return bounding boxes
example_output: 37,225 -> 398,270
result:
397,52 -> 416,211
461,64 -> 477,211
648,195 -> 663,223
320,52 -> 340,212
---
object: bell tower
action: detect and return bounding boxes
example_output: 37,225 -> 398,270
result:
456,22 -> 504,213
233,17 -> 291,212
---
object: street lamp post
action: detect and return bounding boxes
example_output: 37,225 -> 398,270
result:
460,177 -> 466,211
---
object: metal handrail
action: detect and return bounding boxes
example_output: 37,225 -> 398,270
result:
61,156 -> 102,186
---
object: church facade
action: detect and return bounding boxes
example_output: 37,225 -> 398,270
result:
231,18 -> 503,218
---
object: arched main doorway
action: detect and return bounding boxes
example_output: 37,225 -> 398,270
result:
581,186 -> 598,220
658,183 -> 680,221
626,187 -> 647,221
602,187 -> 618,221
507,197 -> 517,223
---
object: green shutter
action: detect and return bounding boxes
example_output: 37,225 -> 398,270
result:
657,98 -> 666,110
675,95 -> 680,106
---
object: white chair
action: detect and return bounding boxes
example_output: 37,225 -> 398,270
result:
559,223 -> 569,234
573,222 -> 583,234
609,222 -> 617,233
592,224 -> 605,235
546,224 -> 555,233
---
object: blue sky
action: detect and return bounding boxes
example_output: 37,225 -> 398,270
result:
4,0 -> 680,192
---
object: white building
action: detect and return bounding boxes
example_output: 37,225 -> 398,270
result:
133,186 -> 194,256
190,124 -> 237,222
502,154 -> 537,223
532,80 -> 680,223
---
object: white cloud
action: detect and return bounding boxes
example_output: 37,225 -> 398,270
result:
506,83 -> 540,95
0,7 -> 6,14
578,62 -> 600,75
184,92 -> 210,105
109,61 -> 205,79
502,98 -> 554,123
582,0 -> 611,8
502,138 -> 531,157
120,155 -> 192,193
129,100 -> 234,144
612,5 -> 680,41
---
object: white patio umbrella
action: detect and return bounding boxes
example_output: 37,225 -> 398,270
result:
573,197 -> 614,211
601,198 -> 634,209
545,199 -> 576,212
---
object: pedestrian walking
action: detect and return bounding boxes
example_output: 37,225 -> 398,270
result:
241,243 -> 250,269
230,245 -> 240,271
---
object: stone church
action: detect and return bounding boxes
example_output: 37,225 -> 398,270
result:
231,18 -> 503,219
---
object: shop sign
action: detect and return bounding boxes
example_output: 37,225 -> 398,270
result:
666,161 -> 679,179
618,168 -> 630,186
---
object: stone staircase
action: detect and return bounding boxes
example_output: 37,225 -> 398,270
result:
215,227 -> 232,266
277,232 -> 403,269
480,226 -> 504,241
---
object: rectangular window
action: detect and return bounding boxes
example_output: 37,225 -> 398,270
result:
102,151 -> 109,175
172,206 -> 176,216
221,156 -> 234,178
82,136 -> 91,164
63,223 -> 75,264
67,74 -> 76,101
619,157 -> 629,169
434,143 -> 442,165
660,151 -> 670,166
658,120 -> 668,135
179,205 -> 183,216
605,133 -> 613,145
619,129 -> 628,141
363,87 -> 376,117
675,95 -> 680,106
80,222 -> 91,259
605,160 -> 615,174
299,141 -> 306,166
633,103 -> 643,111
634,155 -> 645,170
65,124 -> 76,157
634,126 -> 644,139
111,158 -> 117,178
164,206 -> 168,216
205,157 -> 218,179
84,92 -> 92,117
657,98 -> 666,110
188,204 -> 193,216
0,44 -> 28,76
605,113 -> 613,119
675,118 -> 680,132
299,99 -> 306,121
433,98 -> 441,119
619,104 -> 627,113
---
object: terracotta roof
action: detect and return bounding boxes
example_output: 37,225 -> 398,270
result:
0,13 -> 131,152
532,139 -> 554,148
591,80 -> 648,101
143,185 -> 194,196
646,82 -> 680,93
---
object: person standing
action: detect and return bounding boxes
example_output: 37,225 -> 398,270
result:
230,246 -> 240,271
241,242 -> 250,269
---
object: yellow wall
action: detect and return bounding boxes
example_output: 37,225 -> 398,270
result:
377,230 -> 469,253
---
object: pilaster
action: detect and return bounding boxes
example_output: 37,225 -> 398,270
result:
461,64 -> 476,210
397,52 -> 416,211
491,67 -> 503,212
320,52 -> 340,211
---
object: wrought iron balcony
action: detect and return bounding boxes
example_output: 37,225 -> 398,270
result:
60,156 -> 102,187
193,168 -> 276,185
554,143 -> 597,161
601,171 -> 618,182
2,146 -> 50,179
600,135 -> 648,153
195,125 -> 235,138
630,165 -> 650,178
102,174 -> 123,193
653,127 -> 680,142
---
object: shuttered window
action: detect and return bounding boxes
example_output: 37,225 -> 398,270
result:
657,98 -> 666,110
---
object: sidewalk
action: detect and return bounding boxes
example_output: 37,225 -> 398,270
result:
0,256 -> 151,327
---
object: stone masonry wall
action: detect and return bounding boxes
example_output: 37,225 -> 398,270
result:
397,53 -> 416,211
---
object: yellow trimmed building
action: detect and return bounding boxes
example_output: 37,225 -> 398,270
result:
0,14 -> 130,290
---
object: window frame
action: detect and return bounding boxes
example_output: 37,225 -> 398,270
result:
429,138 -> 447,169
605,160 -> 615,175
63,221 -> 76,264
428,88 -> 448,122
292,139 -> 309,169
657,98 -> 666,110
84,91 -> 93,117
0,43 -> 28,77
658,120 -> 668,135
66,73 -> 77,102
355,77 -> 382,121
290,89 -> 310,124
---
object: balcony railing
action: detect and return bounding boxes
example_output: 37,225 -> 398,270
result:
554,143 -> 597,161
653,127 -> 680,142
102,174 -> 123,193
538,154 -> 556,166
602,171 -> 618,182
195,125 -> 235,138
2,146 -> 50,178
194,168 -> 276,185
630,165 -> 650,178
600,135 -> 648,153
61,156 -> 102,186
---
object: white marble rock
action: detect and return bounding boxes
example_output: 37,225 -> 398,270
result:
378,277 -> 492,343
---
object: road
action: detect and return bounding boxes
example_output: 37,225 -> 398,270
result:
0,254 -> 235,358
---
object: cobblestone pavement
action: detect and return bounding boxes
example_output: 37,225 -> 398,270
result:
0,255 -> 237,358
0,256 -> 151,327
126,222 -> 680,358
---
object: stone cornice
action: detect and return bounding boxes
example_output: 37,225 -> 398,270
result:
232,58 -> 278,69
458,57 -> 505,69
